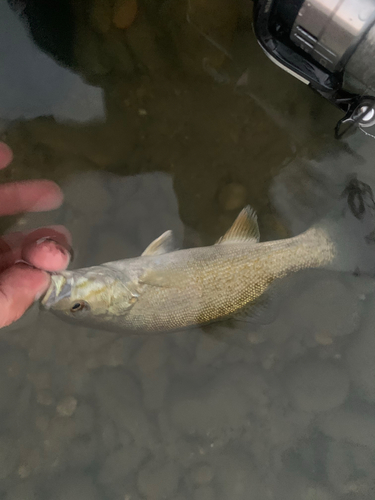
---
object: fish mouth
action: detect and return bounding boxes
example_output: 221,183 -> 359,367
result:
41,273 -> 72,309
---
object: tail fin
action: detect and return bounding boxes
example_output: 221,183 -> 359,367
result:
314,176 -> 375,276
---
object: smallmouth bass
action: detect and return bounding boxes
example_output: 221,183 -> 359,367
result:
41,178 -> 375,333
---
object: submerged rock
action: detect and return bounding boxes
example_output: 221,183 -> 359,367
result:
113,0 -> 138,29
137,458 -> 180,500
218,182 -> 247,211
318,409 -> 375,449
284,359 -> 349,412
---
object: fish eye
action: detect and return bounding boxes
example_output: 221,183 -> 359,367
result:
70,300 -> 89,313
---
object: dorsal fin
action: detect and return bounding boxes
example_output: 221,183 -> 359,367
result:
142,230 -> 175,256
216,206 -> 260,244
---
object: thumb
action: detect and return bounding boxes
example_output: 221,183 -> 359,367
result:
0,265 -> 50,329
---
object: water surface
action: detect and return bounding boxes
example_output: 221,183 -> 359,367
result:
1,1 -> 375,499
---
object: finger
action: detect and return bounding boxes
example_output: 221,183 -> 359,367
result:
0,264 -> 50,329
1,226 -> 72,272
0,234 -> 23,272
0,180 -> 63,216
22,226 -> 72,271
0,143 -> 13,170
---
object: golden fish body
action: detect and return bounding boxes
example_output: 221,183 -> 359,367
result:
41,178 -> 375,333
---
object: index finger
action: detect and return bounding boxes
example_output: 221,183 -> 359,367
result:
0,180 -> 64,216
0,143 -> 13,170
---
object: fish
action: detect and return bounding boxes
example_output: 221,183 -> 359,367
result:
41,178 -> 375,333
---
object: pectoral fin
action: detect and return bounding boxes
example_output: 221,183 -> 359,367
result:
216,206 -> 260,244
142,230 -> 175,256
139,268 -> 185,288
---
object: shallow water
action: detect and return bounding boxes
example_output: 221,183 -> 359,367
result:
1,1 -> 375,499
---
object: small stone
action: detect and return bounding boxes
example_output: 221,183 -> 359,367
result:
113,0 -> 138,29
37,390 -> 54,406
285,359 -> 349,412
218,182 -> 247,211
138,108 -> 147,116
314,331 -> 333,345
137,459 -> 180,500
57,396 -> 78,417
170,379 -> 250,439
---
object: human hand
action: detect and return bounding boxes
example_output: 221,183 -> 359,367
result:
0,142 -> 71,328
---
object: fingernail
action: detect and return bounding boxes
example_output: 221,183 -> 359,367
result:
36,237 -> 74,262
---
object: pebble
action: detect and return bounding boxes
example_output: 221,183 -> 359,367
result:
170,379 -> 250,439
56,396 -> 78,417
137,459 -> 180,500
346,301 -> 375,403
36,390 -> 54,406
50,473 -> 100,500
113,0 -> 138,29
218,182 -> 247,211
318,409 -> 375,449
284,359 -> 349,412
288,277 -> 361,339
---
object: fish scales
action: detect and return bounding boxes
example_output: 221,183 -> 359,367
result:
41,178 -> 375,333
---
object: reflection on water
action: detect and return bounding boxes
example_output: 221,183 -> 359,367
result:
1,0 -> 375,499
